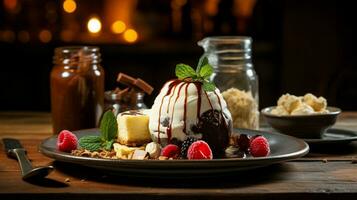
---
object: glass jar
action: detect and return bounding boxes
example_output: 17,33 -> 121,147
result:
198,36 -> 259,130
50,46 -> 104,134
104,90 -> 148,117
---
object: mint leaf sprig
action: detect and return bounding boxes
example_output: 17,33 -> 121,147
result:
175,56 -> 216,91
78,110 -> 118,152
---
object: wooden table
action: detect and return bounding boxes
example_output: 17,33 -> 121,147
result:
0,112 -> 356,200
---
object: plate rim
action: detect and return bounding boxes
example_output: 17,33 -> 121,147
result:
39,128 -> 309,165
303,128 -> 357,144
261,106 -> 341,118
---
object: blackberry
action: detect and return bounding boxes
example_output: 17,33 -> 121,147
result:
180,137 -> 198,158
237,134 -> 251,152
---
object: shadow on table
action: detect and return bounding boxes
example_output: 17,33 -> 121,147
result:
25,177 -> 69,188
308,141 -> 357,155
52,161 -> 289,189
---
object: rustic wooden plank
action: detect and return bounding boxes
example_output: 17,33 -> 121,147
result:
0,162 -> 356,200
0,112 -> 52,137
0,112 -> 357,199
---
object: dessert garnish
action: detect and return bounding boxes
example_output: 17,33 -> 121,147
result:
145,142 -> 161,159
187,140 -> 213,160
78,110 -> 118,152
249,136 -> 270,157
161,144 -> 180,159
131,149 -> 150,160
228,134 -> 270,158
180,137 -> 198,158
175,57 -> 216,91
117,73 -> 154,95
236,134 -> 251,152
113,143 -> 144,159
57,130 -> 78,152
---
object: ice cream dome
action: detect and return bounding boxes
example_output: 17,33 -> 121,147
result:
149,57 -> 233,156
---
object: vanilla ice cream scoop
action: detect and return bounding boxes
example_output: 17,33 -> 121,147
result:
149,80 -> 232,156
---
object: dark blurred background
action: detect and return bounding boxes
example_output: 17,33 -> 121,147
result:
0,0 -> 356,111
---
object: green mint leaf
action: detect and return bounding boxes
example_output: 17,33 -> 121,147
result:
203,81 -> 216,92
100,110 -> 118,141
199,64 -> 213,79
78,136 -> 102,152
196,56 -> 209,73
103,140 -> 114,151
175,64 -> 196,80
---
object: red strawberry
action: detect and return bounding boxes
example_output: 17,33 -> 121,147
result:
161,144 -> 180,158
187,140 -> 213,160
250,136 -> 270,157
57,130 -> 78,152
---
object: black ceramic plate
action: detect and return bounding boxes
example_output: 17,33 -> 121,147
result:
39,128 -> 308,177
304,128 -> 357,145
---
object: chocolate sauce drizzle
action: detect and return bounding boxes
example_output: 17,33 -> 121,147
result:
193,82 -> 202,118
167,82 -> 185,142
182,83 -> 189,133
157,80 -> 182,143
157,79 -> 229,148
204,91 -> 214,109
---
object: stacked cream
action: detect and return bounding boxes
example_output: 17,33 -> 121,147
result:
271,93 -> 328,116
149,80 -> 232,145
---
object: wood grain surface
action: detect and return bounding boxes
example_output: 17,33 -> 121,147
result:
0,112 -> 356,200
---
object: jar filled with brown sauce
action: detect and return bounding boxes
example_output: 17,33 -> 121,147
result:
51,46 -> 104,134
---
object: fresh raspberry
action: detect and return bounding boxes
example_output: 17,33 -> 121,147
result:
57,130 -> 78,152
249,136 -> 270,157
187,140 -> 213,160
161,144 -> 180,158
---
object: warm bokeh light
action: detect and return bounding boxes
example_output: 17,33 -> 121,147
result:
1,30 -> 16,42
38,29 -> 52,43
63,0 -> 76,13
3,0 -> 17,10
123,29 -> 138,43
87,17 -> 102,34
111,20 -> 126,34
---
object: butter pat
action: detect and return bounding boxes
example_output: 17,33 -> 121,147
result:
117,110 -> 152,146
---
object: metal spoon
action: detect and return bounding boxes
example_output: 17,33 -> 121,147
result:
3,138 -> 54,180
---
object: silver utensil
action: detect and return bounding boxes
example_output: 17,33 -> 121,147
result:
3,138 -> 54,180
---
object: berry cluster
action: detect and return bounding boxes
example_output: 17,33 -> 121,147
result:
161,137 -> 213,160
232,134 -> 270,157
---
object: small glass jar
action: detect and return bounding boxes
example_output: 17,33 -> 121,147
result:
50,46 -> 104,134
198,36 -> 259,130
104,90 -> 147,116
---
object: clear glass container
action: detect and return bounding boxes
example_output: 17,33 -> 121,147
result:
104,90 -> 147,117
198,36 -> 259,130
51,46 -> 104,134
